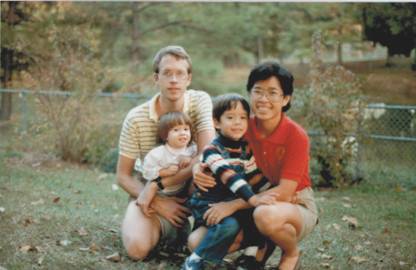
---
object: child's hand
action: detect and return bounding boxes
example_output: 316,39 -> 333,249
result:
248,194 -> 277,207
135,182 -> 158,217
178,156 -> 192,169
159,165 -> 179,177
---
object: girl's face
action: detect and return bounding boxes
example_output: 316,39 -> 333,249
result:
166,124 -> 191,148
214,102 -> 249,141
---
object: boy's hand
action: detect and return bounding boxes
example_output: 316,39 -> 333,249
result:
159,165 -> 179,177
248,193 -> 277,207
192,163 -> 215,192
178,156 -> 192,169
204,201 -> 237,226
135,181 -> 158,217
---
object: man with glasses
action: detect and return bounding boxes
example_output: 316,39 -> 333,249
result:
117,45 -> 215,260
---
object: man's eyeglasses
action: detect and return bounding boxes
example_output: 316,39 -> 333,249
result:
251,88 -> 284,102
159,70 -> 188,81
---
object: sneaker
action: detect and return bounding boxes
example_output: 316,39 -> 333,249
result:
181,256 -> 204,270
235,254 -> 264,270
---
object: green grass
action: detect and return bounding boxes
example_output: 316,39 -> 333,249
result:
1,150 -> 415,270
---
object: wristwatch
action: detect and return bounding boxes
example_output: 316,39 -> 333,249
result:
152,177 -> 164,190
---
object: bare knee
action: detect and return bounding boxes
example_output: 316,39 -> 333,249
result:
124,240 -> 152,260
187,227 -> 207,252
254,205 -> 284,235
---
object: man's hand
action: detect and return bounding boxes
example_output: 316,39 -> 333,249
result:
203,201 -> 238,226
151,196 -> 191,227
159,165 -> 179,178
135,181 -> 158,217
192,163 -> 216,192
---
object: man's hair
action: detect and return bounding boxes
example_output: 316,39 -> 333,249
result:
212,93 -> 250,122
152,45 -> 192,74
158,111 -> 193,143
246,61 -> 294,112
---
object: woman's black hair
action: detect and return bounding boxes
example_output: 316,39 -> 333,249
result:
246,61 -> 294,112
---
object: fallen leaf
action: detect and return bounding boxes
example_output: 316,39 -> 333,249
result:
52,197 -> 60,203
342,203 -> 352,208
0,207 -> 5,213
322,240 -> 331,247
112,184 -> 119,191
321,253 -> 333,260
98,174 -> 107,181
350,256 -> 367,264
109,228 -> 118,233
106,252 -> 121,262
364,241 -> 371,245
320,262 -> 331,268
31,199 -> 44,206
77,227 -> 88,236
79,247 -> 90,252
37,256 -> 44,265
342,196 -> 351,202
90,243 -> 100,252
354,244 -> 363,251
399,261 -> 407,266
19,245 -> 38,253
317,247 -> 325,253
57,240 -> 71,246
23,218 -> 34,227
342,215 -> 358,229
332,223 -> 341,231
395,185 -> 405,192
32,162 -> 41,167
383,227 -> 390,234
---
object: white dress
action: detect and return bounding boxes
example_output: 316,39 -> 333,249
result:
142,143 -> 197,196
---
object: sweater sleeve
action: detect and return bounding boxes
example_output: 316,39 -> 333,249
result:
202,145 -> 255,201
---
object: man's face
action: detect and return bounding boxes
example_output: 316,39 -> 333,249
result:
154,54 -> 191,102
249,76 -> 290,122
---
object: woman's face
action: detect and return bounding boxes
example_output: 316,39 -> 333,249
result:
249,76 -> 290,122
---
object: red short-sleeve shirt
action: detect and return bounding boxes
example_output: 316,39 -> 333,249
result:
245,114 -> 311,191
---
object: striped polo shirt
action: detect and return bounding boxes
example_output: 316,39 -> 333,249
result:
119,89 -> 214,172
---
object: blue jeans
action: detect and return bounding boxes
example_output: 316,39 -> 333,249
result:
188,195 -> 240,264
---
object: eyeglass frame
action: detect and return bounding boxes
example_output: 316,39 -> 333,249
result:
158,69 -> 189,81
250,87 -> 285,102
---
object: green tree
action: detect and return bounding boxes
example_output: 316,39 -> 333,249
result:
361,3 -> 416,67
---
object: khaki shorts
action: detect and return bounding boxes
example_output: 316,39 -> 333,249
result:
156,214 -> 191,245
295,187 -> 319,241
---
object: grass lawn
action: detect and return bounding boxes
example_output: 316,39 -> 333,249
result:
1,150 -> 415,270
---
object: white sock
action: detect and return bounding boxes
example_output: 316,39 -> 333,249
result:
243,246 -> 258,257
189,252 -> 202,262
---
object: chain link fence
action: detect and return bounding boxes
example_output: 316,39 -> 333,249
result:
1,88 -> 415,180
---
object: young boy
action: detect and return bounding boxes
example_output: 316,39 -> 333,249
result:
182,94 -> 275,270
136,112 -> 197,216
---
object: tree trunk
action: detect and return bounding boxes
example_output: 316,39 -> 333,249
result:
256,36 -> 264,64
130,2 -> 141,71
0,2 -> 18,121
1,49 -> 14,121
336,41 -> 343,65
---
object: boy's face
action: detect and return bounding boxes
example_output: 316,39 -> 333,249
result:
154,54 -> 192,102
166,124 -> 191,148
214,102 -> 249,141
249,76 -> 290,122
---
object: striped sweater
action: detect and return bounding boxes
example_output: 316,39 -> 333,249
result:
198,133 -> 271,202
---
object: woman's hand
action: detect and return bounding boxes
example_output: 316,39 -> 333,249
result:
203,201 -> 237,226
192,163 -> 216,192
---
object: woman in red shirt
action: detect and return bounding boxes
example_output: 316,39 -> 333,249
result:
191,61 -> 318,270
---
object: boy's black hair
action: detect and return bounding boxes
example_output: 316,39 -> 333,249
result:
246,61 -> 294,112
212,93 -> 250,121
